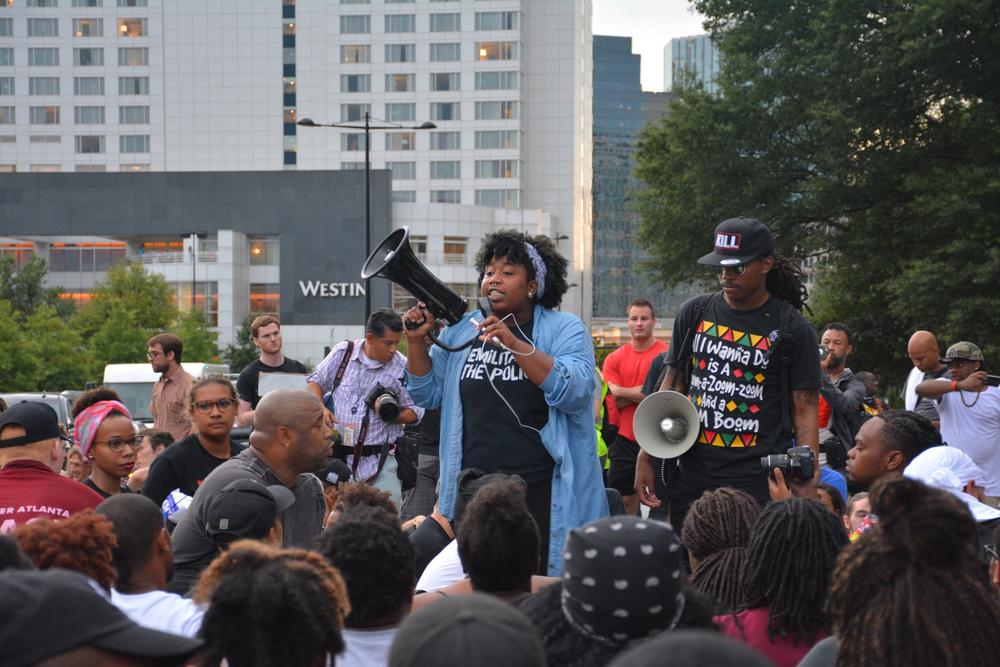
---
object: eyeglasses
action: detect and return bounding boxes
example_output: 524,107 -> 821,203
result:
146,351 -> 165,360
94,436 -> 143,453
193,398 -> 238,414
714,262 -> 753,276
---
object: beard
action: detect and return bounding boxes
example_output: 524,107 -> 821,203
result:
827,353 -> 844,369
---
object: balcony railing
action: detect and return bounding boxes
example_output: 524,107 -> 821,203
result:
138,251 -> 218,264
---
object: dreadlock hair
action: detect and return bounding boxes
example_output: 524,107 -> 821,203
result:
475,229 -> 570,309
194,540 -> 350,667
740,498 -> 847,644
519,582 -> 718,667
876,410 -> 941,465
71,386 -> 124,419
680,488 -> 759,613
95,494 -> 165,590
14,510 -> 118,590
765,255 -> 810,313
457,478 -> 539,594
316,505 -> 416,626
828,477 -> 1000,667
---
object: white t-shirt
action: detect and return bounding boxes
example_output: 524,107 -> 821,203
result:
111,589 -> 205,638
936,382 -> 1000,495
415,539 -> 465,592
338,627 -> 398,667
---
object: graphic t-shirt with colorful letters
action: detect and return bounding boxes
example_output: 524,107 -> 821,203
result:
666,294 -> 820,482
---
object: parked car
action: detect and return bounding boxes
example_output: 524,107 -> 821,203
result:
0,391 -> 76,435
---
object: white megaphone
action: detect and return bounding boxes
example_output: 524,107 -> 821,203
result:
633,390 -> 700,459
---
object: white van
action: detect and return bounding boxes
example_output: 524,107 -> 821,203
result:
102,363 -> 229,424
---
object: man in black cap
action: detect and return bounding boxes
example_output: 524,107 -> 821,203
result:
204,478 -> 296,549
634,217 -> 821,526
0,402 -> 102,533
0,568 -> 202,667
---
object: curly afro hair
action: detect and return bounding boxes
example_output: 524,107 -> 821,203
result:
475,229 -> 570,309
14,510 -> 118,590
71,386 -> 125,419
333,482 -> 398,517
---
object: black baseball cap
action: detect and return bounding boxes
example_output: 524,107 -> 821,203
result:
697,217 -> 776,267
0,568 -> 202,667
205,478 -> 297,546
0,401 -> 61,449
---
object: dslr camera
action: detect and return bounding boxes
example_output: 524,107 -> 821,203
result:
365,384 -> 401,422
760,446 -> 815,481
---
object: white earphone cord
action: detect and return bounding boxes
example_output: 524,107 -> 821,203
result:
479,312 -> 540,434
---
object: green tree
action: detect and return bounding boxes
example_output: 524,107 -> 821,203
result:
222,315 -> 260,374
176,309 -> 220,363
22,303 -> 92,390
635,0 -> 1000,387
0,255 -> 72,318
0,300 -> 39,392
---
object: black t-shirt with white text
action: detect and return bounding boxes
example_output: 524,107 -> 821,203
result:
460,320 -> 554,483
236,357 -> 309,409
667,294 -> 820,482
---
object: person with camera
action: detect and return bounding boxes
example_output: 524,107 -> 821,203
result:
818,323 -> 867,472
634,217 -> 821,528
403,230 -> 608,576
916,341 -> 1000,506
307,309 -> 423,507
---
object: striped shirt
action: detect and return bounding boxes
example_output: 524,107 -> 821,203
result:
308,339 -> 423,480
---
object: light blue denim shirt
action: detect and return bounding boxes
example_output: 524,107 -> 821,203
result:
406,305 -> 610,575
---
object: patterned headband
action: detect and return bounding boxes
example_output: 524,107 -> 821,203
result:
74,400 -> 132,459
524,241 -> 547,300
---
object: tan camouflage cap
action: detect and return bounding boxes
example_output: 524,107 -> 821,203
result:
941,341 -> 984,363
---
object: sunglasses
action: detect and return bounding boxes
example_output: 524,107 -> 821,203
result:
94,436 -> 143,453
193,398 -> 238,414
714,262 -> 751,276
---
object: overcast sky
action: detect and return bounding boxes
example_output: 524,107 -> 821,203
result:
592,0 -> 707,92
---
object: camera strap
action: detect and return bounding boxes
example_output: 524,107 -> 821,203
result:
331,340 -> 354,392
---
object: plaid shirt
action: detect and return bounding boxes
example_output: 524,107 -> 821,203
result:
308,339 -> 423,480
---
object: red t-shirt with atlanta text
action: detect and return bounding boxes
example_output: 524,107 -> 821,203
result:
603,340 -> 669,442
0,459 -> 102,533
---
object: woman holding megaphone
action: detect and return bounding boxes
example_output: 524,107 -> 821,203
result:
404,230 -> 608,576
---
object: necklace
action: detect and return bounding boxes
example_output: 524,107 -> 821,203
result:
960,389 -> 981,408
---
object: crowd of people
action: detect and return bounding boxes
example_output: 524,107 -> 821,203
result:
1,222 -> 999,666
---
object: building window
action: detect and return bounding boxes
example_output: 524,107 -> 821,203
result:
29,77 -> 60,95
283,108 -> 297,124
0,48 -> 12,66
430,72 -> 460,92
341,74 -> 370,93
385,73 -> 414,93
443,236 -> 467,263
341,44 -> 370,64
75,135 -> 105,153
0,135 -> 14,143
384,14 -> 415,33
430,190 -> 461,204
340,15 -> 370,34
119,163 -> 150,171
475,189 -> 520,208
430,131 -> 460,150
0,78 -> 12,95
429,13 -> 460,32
339,0 -> 369,3
0,107 -> 14,125
430,102 -> 460,121
27,0 -> 59,5
74,76 -> 104,95
341,132 -> 366,151
475,159 -> 518,178
475,100 -> 518,120
119,134 -> 149,153
73,47 -> 104,66
29,48 -> 61,67
476,41 -> 518,61
250,283 -> 280,315
387,161 -> 415,180
341,161 -> 365,170
392,190 -> 416,203
118,0 -> 148,5
385,0 -> 413,3
475,11 -> 519,31
117,18 -> 146,37
475,129 -> 518,149
429,43 -> 460,62
408,234 -> 428,260
0,19 -> 11,37
118,47 -> 148,66
385,132 -> 415,151
74,105 -> 104,124
29,134 -> 61,142
118,76 -> 149,95
249,239 -> 279,265
73,0 -> 103,6
118,105 -> 148,124
28,19 -> 59,38
29,106 -> 60,124
75,164 -> 106,172
385,43 -> 415,63
341,103 -> 370,122
385,102 -> 414,122
73,18 -> 103,37
475,71 -> 519,90
430,160 -> 460,179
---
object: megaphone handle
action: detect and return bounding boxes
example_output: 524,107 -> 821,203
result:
404,317 -> 425,331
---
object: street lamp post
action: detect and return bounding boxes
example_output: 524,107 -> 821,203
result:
298,113 -> 436,323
